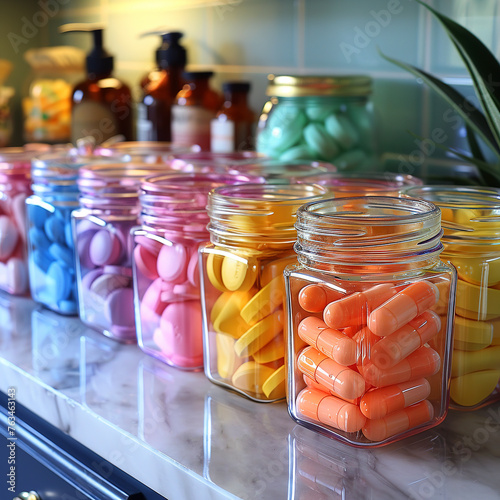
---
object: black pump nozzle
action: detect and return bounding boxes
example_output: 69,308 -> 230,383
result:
59,23 -> 114,76
139,29 -> 187,70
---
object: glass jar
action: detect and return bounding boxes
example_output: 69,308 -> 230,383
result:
26,152 -> 107,315
23,46 -> 85,143
171,71 -> 223,151
72,163 -> 168,342
404,186 -> 500,410
297,171 -> 423,197
228,159 -> 336,184
132,172 -> 258,370
199,183 -> 328,402
0,148 -> 34,295
285,196 -> 456,446
257,75 -> 377,171
170,151 -> 265,173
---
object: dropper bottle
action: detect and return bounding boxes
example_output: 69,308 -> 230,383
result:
137,31 -> 187,141
60,23 -> 133,144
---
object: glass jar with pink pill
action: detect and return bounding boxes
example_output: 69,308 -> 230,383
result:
199,182 -> 328,402
296,171 -> 423,197
25,152 -> 114,315
72,163 -> 169,343
132,171 -> 260,370
284,196 -> 456,446
404,185 -> 500,411
0,148 -> 36,296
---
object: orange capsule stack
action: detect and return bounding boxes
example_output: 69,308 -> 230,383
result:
294,279 -> 444,443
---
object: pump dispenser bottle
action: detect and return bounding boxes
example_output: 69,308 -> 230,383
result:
137,31 -> 187,142
60,23 -> 133,144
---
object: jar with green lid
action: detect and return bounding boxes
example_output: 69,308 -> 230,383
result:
256,75 -> 377,171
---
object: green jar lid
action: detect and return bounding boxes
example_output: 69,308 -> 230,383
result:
265,74 -> 372,97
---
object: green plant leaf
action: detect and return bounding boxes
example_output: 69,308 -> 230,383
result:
416,0 -> 500,150
465,123 -> 486,162
379,49 -> 500,156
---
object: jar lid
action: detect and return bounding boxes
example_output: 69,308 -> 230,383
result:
265,74 -> 372,97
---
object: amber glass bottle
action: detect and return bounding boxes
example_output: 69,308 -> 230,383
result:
211,82 -> 256,152
171,71 -> 222,151
137,32 -> 187,142
61,24 -> 133,144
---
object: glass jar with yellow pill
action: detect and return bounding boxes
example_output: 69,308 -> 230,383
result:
200,183 -> 328,402
405,186 -> 500,410
256,75 -> 377,170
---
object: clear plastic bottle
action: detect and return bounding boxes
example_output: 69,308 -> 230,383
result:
137,32 -> 187,142
210,82 -> 256,152
405,185 -> 500,410
285,196 -> 456,446
199,183 -> 328,402
171,71 -> 222,151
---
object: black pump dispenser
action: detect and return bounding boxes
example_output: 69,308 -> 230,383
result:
157,32 -> 186,69
59,24 -> 114,76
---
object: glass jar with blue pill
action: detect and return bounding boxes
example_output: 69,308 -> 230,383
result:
257,75 -> 377,171
73,163 -> 169,343
0,148 -> 36,296
25,152 -> 105,315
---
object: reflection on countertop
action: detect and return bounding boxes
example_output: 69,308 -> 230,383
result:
0,293 -> 499,499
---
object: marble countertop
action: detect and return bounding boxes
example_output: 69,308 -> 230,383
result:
1,294 -> 500,500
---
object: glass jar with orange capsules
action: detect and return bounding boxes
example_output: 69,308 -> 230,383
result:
199,183 -> 328,402
404,186 -> 500,410
285,196 -> 456,446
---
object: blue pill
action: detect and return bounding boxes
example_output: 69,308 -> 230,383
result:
33,249 -> 54,273
64,221 -> 74,250
46,261 -> 72,302
48,243 -> 75,268
29,204 -> 49,229
58,299 -> 78,315
44,215 -> 66,244
29,226 -> 51,251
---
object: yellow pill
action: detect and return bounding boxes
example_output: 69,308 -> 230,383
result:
212,290 -> 255,339
216,333 -> 243,380
240,275 -> 284,324
207,251 -> 227,292
493,318 -> 500,345
253,335 -> 285,364
455,279 -> 500,321
451,345 -> 500,377
234,310 -> 283,357
262,365 -> 286,400
231,361 -> 275,395
453,316 -> 494,351
221,254 -> 257,292
450,369 -> 500,407
450,255 -> 500,287
260,255 -> 297,287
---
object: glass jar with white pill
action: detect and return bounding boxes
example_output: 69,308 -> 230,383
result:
132,172 -> 259,370
72,163 -> 168,343
257,75 -> 377,171
404,186 -> 500,411
199,183 -> 328,402
0,148 -> 36,296
285,196 -> 456,446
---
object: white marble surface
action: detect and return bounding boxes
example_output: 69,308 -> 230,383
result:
1,293 -> 500,500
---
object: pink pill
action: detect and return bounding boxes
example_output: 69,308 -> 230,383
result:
0,216 -> 19,261
6,257 -> 28,295
173,282 -> 199,298
187,248 -> 200,287
157,300 -> 204,368
134,234 -> 162,256
77,229 -> 97,270
156,243 -> 188,284
105,287 -> 136,328
90,273 -> 130,299
12,193 -> 28,242
89,229 -> 122,267
82,268 -> 104,290
134,244 -> 159,280
109,324 -> 137,343
141,278 -> 168,316
103,265 -> 133,277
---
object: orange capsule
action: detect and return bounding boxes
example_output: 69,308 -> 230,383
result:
360,345 -> 441,388
359,378 -> 431,419
368,280 -> 439,336
297,346 -> 366,400
297,388 -> 366,433
298,284 -> 345,313
298,316 -> 358,366
362,400 -> 434,442
371,311 -> 441,369
303,375 -> 361,405
323,283 -> 396,330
